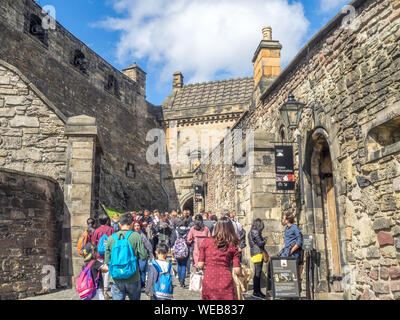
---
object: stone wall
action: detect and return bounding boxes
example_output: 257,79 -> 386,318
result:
0,0 -> 174,211
0,168 -> 67,300
0,60 -> 67,186
202,0 -> 400,299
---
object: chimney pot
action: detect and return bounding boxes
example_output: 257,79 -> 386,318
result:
262,26 -> 272,41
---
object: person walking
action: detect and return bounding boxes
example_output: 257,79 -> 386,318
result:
248,218 -> 268,299
187,214 -> 211,271
133,220 -> 154,290
170,219 -> 191,287
92,214 -> 115,298
111,214 -> 120,233
145,243 -> 175,300
197,217 -> 241,300
202,212 -> 215,235
156,212 -> 173,248
103,213 -> 148,300
80,242 -> 106,300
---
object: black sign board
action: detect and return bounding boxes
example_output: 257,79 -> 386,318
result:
194,186 -> 202,196
271,257 -> 300,299
275,145 -> 295,191
303,234 -> 314,251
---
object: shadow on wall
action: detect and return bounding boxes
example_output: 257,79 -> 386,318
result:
0,168 -> 72,300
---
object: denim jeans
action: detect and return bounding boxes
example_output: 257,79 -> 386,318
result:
111,280 -> 141,300
138,259 -> 148,288
177,258 -> 188,281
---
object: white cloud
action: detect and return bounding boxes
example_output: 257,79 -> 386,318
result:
319,0 -> 349,13
94,0 -> 309,85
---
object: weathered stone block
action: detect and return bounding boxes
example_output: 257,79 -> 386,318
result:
251,192 -> 277,208
71,171 -> 92,184
69,159 -> 92,172
370,268 -> 379,280
377,231 -> 394,246
380,267 -> 389,280
373,218 -> 392,231
381,246 -> 397,258
69,184 -> 91,201
0,108 -> 16,117
390,280 -> 400,292
366,246 -> 381,259
389,267 -> 400,280
1,136 -> 21,149
5,96 -> 26,106
357,176 -> 371,188
9,116 -> 39,128
373,281 -> 390,294
71,148 -> 93,159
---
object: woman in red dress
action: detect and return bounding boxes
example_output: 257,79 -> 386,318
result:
198,217 -> 242,300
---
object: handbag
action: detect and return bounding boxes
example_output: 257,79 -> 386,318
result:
189,271 -> 204,293
251,253 -> 263,263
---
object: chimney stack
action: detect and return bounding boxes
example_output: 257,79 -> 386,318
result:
122,62 -> 147,97
252,26 -> 282,90
173,72 -> 184,92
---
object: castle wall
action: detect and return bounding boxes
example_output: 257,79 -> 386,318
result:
0,168 -> 66,300
0,0 -> 172,211
202,0 -> 400,299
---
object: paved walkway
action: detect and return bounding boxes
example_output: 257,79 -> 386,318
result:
24,262 -> 259,301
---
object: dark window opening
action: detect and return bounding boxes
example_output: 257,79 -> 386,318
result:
368,115 -> 400,147
105,75 -> 119,97
29,14 -> 46,43
72,50 -> 87,74
125,163 -> 135,179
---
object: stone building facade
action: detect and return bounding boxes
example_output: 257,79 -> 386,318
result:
0,0 -> 178,297
198,0 -> 400,299
161,27 -> 282,212
0,0 -> 175,212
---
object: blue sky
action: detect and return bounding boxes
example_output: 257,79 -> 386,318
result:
35,0 -> 349,105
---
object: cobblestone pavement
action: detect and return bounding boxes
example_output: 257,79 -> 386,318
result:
23,262 -> 258,301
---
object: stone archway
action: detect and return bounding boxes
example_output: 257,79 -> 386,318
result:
182,197 -> 194,213
308,129 -> 343,294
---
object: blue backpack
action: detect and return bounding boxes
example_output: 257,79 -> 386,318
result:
152,260 -> 173,300
109,231 -> 137,280
97,233 -> 108,255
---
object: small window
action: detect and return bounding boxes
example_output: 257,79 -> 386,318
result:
29,14 -> 46,43
105,75 -> 119,97
125,163 -> 135,179
72,50 -> 87,74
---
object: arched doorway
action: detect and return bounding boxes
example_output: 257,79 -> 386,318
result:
308,130 -> 342,293
182,197 -> 194,213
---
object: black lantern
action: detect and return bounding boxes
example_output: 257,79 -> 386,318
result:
195,167 -> 204,182
279,90 -> 305,129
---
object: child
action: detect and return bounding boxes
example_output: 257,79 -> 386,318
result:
81,242 -> 106,300
145,243 -> 174,300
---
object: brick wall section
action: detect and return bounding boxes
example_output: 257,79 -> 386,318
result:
0,168 -> 65,300
202,0 -> 400,299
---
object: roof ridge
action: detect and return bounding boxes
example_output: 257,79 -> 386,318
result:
182,76 -> 253,88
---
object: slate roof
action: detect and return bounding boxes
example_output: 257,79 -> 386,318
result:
169,77 -> 254,109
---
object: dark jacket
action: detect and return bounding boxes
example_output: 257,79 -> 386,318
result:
248,229 -> 267,257
203,220 -> 215,235
238,228 -> 246,250
170,226 -> 190,247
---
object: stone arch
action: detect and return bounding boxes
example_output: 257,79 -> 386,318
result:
180,192 -> 194,213
304,127 -> 347,295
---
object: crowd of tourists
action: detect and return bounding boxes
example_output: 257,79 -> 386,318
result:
76,208 -> 302,301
